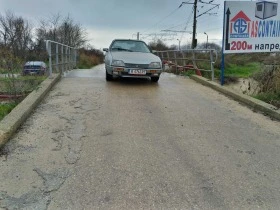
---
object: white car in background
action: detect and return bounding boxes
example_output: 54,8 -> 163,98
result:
103,39 -> 163,82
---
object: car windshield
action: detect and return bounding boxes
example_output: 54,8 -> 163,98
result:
111,40 -> 151,53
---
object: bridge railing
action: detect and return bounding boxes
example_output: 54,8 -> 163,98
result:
45,40 -> 77,78
154,49 -> 218,81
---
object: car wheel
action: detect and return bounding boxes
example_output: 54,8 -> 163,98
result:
151,77 -> 159,82
106,70 -> 113,81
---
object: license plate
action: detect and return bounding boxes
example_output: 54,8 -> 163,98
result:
129,69 -> 146,75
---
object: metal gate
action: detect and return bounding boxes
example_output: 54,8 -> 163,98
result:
45,40 -> 77,78
154,49 -> 217,81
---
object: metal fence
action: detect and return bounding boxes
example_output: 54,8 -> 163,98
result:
45,40 -> 77,78
154,49 -> 218,81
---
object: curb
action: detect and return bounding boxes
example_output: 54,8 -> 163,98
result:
0,74 -> 61,148
190,75 -> 280,121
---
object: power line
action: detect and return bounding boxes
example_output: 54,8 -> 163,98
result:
197,4 -> 219,18
198,0 -> 219,6
141,32 -> 178,41
160,7 -> 193,38
161,30 -> 192,33
180,0 -> 220,48
141,6 -> 182,33
179,8 -> 194,41
162,22 -> 189,31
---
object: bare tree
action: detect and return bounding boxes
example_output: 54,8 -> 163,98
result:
196,42 -> 221,51
0,11 -> 33,59
36,13 -> 87,48
148,39 -> 175,51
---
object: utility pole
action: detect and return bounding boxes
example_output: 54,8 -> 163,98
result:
137,32 -> 140,40
192,0 -> 198,49
180,1 -> 219,49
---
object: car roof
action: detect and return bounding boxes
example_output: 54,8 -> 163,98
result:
111,39 -> 146,43
24,61 -> 46,66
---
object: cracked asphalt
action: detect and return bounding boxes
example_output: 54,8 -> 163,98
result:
1,64 -> 280,209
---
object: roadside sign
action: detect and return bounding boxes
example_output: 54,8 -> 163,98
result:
223,1 -> 280,54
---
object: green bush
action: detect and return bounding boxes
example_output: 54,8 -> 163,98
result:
251,64 -> 280,108
252,65 -> 280,93
77,53 -> 101,69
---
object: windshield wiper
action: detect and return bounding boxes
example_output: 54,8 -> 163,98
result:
111,47 -> 132,52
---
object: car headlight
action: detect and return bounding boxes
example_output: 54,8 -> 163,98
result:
149,62 -> 161,69
111,60 -> 125,67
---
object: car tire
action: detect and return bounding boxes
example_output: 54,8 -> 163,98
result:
151,77 -> 159,82
106,70 -> 113,81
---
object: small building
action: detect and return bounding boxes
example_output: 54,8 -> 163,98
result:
255,1 -> 278,19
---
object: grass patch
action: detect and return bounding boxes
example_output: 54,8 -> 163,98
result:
0,68 -> 21,74
182,70 -> 196,77
225,62 -> 260,78
0,102 -> 17,121
0,76 -> 46,93
0,75 -> 46,82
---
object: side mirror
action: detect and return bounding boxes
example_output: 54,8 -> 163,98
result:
103,48 -> 109,52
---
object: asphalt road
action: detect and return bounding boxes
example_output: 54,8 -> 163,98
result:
1,64 -> 280,210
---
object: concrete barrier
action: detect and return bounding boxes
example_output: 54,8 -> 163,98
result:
190,75 -> 280,121
0,74 -> 61,148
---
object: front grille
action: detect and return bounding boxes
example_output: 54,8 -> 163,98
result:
125,63 -> 149,69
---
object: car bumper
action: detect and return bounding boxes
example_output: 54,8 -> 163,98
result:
108,66 -> 162,78
23,70 -> 45,75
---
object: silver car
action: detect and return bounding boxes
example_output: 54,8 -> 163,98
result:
23,61 -> 47,76
103,39 -> 163,82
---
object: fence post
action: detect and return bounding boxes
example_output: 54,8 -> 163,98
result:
56,43 -> 59,74
191,50 -> 197,69
210,49 -> 214,81
182,51 -> 186,67
68,47 -> 70,71
167,51 -> 170,62
174,51 -> 178,74
65,47 -> 68,72
67,47 -> 70,72
46,41 -> 53,78
61,45 -> 64,75
75,49 -> 77,68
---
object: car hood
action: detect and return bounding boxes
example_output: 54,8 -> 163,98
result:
110,52 -> 161,64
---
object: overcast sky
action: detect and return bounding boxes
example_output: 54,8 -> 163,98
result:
0,0 -> 226,49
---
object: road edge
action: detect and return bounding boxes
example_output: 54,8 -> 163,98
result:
0,74 -> 61,148
190,75 -> 280,121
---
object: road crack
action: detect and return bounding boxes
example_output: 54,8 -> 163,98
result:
0,190 -> 51,210
33,167 -> 70,193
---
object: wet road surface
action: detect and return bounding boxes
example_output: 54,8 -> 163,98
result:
1,64 -> 280,209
